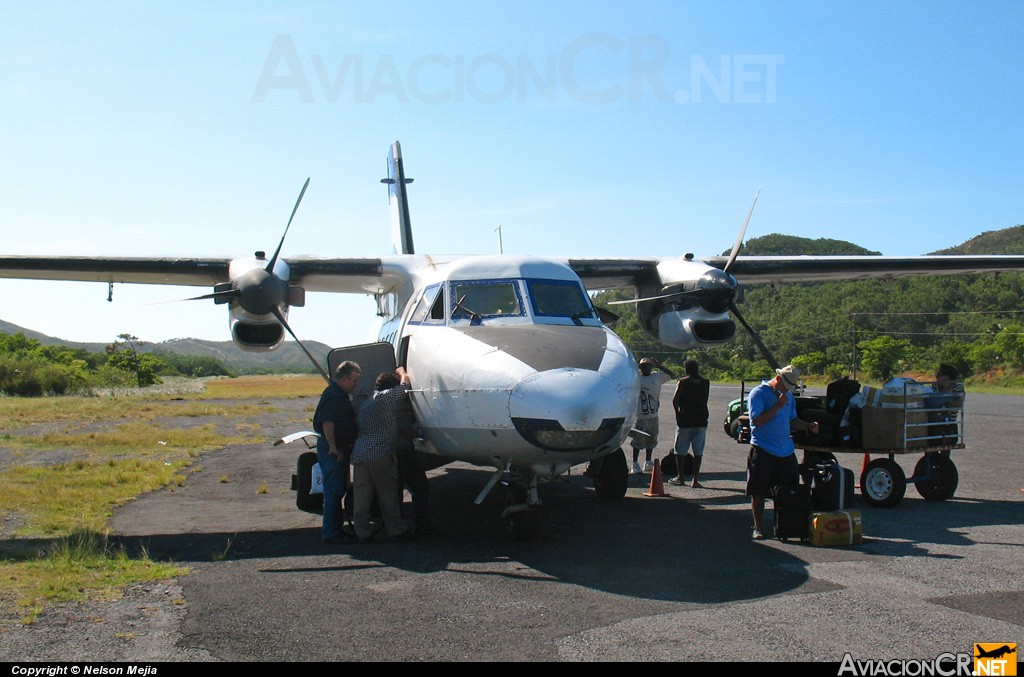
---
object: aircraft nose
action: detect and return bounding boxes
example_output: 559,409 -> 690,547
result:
509,368 -> 630,451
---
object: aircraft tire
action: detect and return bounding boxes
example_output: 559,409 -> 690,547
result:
295,451 -> 324,513
860,458 -> 906,508
593,448 -> 628,499
914,454 -> 959,501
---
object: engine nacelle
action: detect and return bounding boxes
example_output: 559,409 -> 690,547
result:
641,305 -> 736,350
630,257 -> 739,349
229,306 -> 287,351
219,253 -> 304,352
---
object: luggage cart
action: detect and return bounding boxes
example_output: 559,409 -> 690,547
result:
729,379 -> 966,508
798,380 -> 965,507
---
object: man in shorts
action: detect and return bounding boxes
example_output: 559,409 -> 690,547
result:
671,359 -> 710,487
631,357 -> 676,474
747,365 -> 819,539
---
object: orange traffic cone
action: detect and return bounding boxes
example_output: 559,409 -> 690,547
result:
643,457 -> 668,497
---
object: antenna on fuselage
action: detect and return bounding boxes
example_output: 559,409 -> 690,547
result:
495,224 -> 503,254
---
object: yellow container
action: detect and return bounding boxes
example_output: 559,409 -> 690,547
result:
809,510 -> 863,546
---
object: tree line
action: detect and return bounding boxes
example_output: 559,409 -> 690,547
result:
0,332 -> 232,396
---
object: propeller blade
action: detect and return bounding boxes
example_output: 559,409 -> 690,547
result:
270,306 -> 331,384
729,302 -> 780,371
724,187 -> 761,273
147,288 -> 239,305
267,177 -> 310,273
606,288 -> 701,306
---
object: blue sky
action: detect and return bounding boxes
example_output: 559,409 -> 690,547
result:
2,1 -> 1022,348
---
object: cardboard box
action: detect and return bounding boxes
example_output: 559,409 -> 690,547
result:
862,407 -> 930,449
809,510 -> 863,546
861,386 -> 882,407
881,378 -> 931,408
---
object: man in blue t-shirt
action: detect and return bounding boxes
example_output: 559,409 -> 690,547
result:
746,365 -> 819,540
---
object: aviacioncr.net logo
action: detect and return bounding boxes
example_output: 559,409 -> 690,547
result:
973,643 -> 1017,676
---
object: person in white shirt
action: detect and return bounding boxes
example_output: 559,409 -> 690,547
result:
630,357 -> 676,474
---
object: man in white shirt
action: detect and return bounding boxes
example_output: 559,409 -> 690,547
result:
630,357 -> 676,473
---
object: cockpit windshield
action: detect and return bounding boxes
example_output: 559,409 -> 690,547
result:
527,279 -> 595,321
443,277 -> 596,326
451,281 -> 524,321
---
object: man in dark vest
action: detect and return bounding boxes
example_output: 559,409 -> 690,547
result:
312,361 -> 361,544
671,359 -> 710,488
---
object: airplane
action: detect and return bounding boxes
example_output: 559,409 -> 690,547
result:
5,140 -> 1024,540
974,645 -> 1016,660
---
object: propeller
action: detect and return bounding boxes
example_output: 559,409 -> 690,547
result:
270,306 -> 330,383
266,177 -> 309,273
179,179 -> 331,383
728,301 -> 780,372
608,188 -> 781,370
724,187 -> 760,274
719,188 -> 780,370
608,188 -> 760,310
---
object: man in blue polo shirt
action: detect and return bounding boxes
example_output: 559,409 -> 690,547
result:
747,365 -> 819,540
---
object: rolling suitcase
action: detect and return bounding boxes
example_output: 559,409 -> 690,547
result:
810,460 -> 855,512
773,483 -> 811,541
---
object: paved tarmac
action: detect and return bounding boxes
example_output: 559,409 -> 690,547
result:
4,383 -> 1023,662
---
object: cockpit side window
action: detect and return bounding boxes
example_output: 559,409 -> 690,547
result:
450,280 -> 524,321
408,283 -> 444,325
527,279 -> 595,320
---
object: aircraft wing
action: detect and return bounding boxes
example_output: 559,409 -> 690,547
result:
702,255 -> 1024,284
566,255 -> 1024,291
0,255 -> 405,295
0,256 -> 231,287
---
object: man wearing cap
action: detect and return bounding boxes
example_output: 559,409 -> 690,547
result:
746,365 -> 819,540
631,357 -> 676,474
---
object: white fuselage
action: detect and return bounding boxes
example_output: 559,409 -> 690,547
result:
380,255 -> 640,478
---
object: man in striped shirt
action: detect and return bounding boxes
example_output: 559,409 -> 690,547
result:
351,367 -> 413,542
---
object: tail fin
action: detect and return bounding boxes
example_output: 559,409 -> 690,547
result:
381,140 -> 415,255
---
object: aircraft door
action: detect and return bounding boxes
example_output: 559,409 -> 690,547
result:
327,342 -> 397,411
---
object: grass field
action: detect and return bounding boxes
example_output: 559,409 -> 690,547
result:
0,374 -> 323,624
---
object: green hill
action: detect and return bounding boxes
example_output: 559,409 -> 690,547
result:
930,224 -> 1024,254
732,234 -> 880,256
0,319 -> 330,374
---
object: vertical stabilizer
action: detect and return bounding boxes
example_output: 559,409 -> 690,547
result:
381,140 -> 415,255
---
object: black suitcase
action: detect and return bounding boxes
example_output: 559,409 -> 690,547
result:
811,460 -> 855,511
826,377 -> 861,417
773,483 -> 811,541
660,453 -> 694,478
